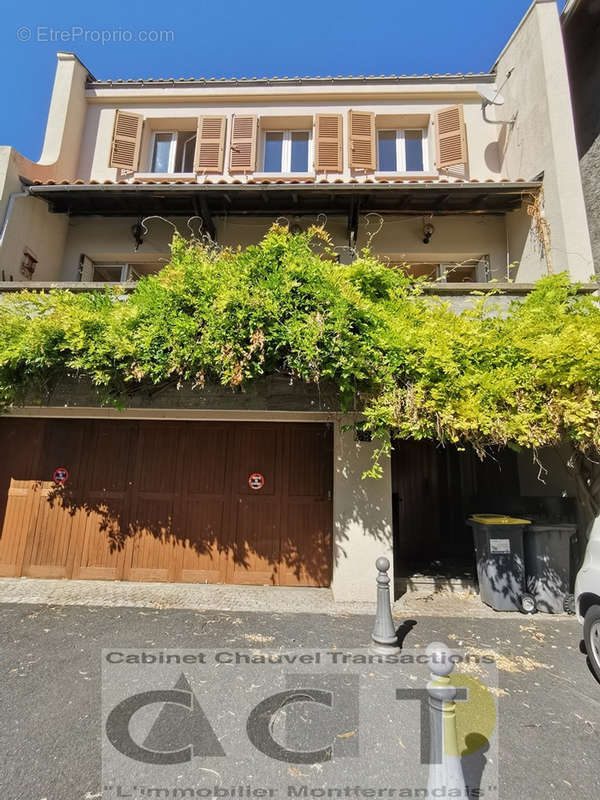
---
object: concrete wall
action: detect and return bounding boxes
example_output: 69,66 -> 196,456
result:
80,93 -> 502,183
0,147 -> 69,281
562,0 -> 600,268
57,212 -> 513,281
494,0 -> 594,281
331,421 -> 394,602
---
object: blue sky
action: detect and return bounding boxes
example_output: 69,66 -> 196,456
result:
0,0 -> 566,161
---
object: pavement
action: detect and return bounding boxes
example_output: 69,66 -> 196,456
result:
0,577 -> 571,618
1,592 -> 599,800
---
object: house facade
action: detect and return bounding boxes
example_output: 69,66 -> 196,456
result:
0,0 -> 593,600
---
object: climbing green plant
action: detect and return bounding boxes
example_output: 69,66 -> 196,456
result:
1,223 -> 600,514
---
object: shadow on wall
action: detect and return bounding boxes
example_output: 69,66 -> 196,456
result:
332,431 -> 393,574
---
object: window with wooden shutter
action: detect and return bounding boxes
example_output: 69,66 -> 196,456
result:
229,115 -> 258,172
434,105 -> 468,169
109,110 -> 143,171
349,110 -> 376,170
194,116 -> 227,173
314,114 -> 343,172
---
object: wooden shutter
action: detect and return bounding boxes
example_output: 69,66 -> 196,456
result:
434,105 -> 468,168
80,255 -> 94,282
349,110 -> 376,170
314,114 -> 343,172
109,110 -> 143,171
194,116 -> 227,173
229,115 -> 258,172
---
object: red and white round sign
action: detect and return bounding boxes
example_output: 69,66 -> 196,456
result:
248,473 -> 265,490
53,467 -> 69,484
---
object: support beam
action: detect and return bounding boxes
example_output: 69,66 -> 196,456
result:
347,196 -> 360,250
198,197 -> 216,241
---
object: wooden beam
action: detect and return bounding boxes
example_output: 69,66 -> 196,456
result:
199,196 -> 216,241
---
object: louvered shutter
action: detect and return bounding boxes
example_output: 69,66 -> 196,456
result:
349,110 -> 376,170
194,116 -> 227,173
80,255 -> 94,282
109,110 -> 143,171
434,105 -> 468,168
229,115 -> 258,172
314,114 -> 343,172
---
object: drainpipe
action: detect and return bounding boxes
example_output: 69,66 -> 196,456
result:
0,190 -> 28,248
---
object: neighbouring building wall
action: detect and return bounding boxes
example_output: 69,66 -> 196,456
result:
0,53 -> 90,281
563,0 -> 600,269
0,147 -> 68,281
494,0 -> 594,281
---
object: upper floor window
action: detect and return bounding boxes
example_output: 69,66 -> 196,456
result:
150,131 -> 196,173
262,130 -> 311,173
377,129 -> 427,173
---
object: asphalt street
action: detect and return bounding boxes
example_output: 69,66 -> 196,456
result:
1,604 -> 599,800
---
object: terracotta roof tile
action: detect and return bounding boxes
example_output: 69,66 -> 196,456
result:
87,72 -> 494,88
29,176 -> 538,188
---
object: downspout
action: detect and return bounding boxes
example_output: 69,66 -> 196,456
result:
0,190 -> 28,248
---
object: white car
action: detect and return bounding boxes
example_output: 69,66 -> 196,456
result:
575,517 -> 600,681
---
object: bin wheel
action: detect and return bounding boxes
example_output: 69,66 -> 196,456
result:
519,593 -> 537,614
563,594 -> 576,615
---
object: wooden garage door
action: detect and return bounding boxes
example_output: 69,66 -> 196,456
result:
0,419 -> 332,586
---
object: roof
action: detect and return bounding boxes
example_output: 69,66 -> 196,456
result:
29,176 -> 532,187
86,72 -> 496,89
26,178 -> 541,218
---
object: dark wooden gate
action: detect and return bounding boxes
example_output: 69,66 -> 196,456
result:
0,419 -> 332,586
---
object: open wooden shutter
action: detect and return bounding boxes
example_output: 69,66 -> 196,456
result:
194,116 -> 227,173
229,115 -> 258,172
80,255 -> 94,282
434,105 -> 468,168
109,110 -> 143,171
314,114 -> 343,172
349,110 -> 376,170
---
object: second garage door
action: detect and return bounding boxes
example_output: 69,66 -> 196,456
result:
0,419 -> 332,586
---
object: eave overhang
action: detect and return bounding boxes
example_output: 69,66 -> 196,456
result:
26,180 -> 541,217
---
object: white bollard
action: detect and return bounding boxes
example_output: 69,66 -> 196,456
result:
426,641 -> 467,797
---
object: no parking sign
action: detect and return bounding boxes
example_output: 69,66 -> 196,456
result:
248,473 -> 264,490
53,467 -> 69,484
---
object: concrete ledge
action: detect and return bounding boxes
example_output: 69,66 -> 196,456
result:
1,281 -> 597,296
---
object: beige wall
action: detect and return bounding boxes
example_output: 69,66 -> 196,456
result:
494,0 -> 594,281
331,421 -> 394,602
0,148 -> 69,281
80,94 -> 501,183
57,212 -> 514,281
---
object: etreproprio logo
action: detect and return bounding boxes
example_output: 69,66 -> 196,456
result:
102,649 -> 499,799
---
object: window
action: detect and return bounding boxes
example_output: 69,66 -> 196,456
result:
92,264 -> 129,282
391,258 -> 488,282
262,130 -> 311,173
150,131 -> 196,173
91,263 -> 163,282
377,129 -> 426,172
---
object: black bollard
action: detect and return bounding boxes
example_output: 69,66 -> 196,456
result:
370,556 -> 400,655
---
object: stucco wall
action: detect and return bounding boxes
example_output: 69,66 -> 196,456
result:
331,421 -> 394,602
0,148 -> 68,282
494,0 -> 594,281
563,0 -> 600,268
79,94 -> 502,183
57,212 -> 513,280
